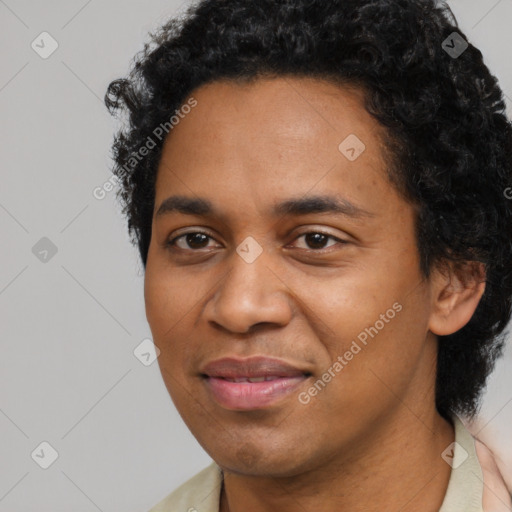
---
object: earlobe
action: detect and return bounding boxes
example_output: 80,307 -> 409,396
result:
428,260 -> 486,336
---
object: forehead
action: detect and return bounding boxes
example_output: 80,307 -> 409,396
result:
160,75 -> 383,154
154,76 -> 398,219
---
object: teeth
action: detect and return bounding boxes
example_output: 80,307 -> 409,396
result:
222,376 -> 282,383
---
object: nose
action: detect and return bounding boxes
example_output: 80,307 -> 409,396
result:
203,248 -> 293,334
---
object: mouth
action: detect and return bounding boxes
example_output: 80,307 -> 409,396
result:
213,375 -> 292,383
200,356 -> 312,410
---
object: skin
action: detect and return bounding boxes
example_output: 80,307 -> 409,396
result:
144,76 -> 486,512
475,440 -> 512,511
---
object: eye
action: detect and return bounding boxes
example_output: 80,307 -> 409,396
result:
165,229 -> 347,253
167,231 -> 219,250
291,231 -> 347,251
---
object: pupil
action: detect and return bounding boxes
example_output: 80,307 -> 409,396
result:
187,233 -> 208,248
306,233 -> 327,249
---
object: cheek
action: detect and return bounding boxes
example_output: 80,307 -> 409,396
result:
144,275 -> 190,376
298,258 -> 429,374
328,288 -> 431,409
295,269 -> 399,345
144,261 -> 211,376
144,263 -> 189,338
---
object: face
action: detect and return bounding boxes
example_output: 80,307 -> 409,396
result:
144,76 -> 439,477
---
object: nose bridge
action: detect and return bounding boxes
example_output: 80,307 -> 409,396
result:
206,244 -> 292,333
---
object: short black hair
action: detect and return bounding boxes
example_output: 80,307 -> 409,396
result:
104,0 -> 512,419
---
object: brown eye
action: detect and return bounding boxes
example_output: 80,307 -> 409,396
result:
293,231 -> 345,251
304,233 -> 330,249
168,231 -> 217,250
184,233 -> 210,249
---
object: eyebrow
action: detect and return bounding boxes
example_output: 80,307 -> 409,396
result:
155,194 -> 374,219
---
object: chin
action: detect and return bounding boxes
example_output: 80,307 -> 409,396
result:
210,440 -> 315,478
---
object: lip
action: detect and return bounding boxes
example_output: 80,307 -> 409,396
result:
200,356 -> 311,410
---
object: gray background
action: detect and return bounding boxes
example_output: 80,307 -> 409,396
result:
1,1 -> 511,511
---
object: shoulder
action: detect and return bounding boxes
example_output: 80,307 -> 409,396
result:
451,414 -> 512,512
147,462 -> 223,512
473,436 -> 512,511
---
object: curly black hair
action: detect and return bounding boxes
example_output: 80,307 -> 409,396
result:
104,0 -> 512,419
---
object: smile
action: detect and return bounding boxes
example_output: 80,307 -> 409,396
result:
200,356 -> 312,410
203,375 -> 309,410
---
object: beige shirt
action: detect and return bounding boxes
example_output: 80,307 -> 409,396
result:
148,416 -> 486,512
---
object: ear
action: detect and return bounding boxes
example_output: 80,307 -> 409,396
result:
428,260 -> 486,336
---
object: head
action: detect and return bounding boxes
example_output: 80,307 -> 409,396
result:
105,0 -> 512,476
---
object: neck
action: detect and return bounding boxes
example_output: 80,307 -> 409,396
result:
219,409 -> 454,512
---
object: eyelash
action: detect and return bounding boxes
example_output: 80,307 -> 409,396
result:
166,230 -> 347,253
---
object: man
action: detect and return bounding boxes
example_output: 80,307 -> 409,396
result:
104,0 -> 512,510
